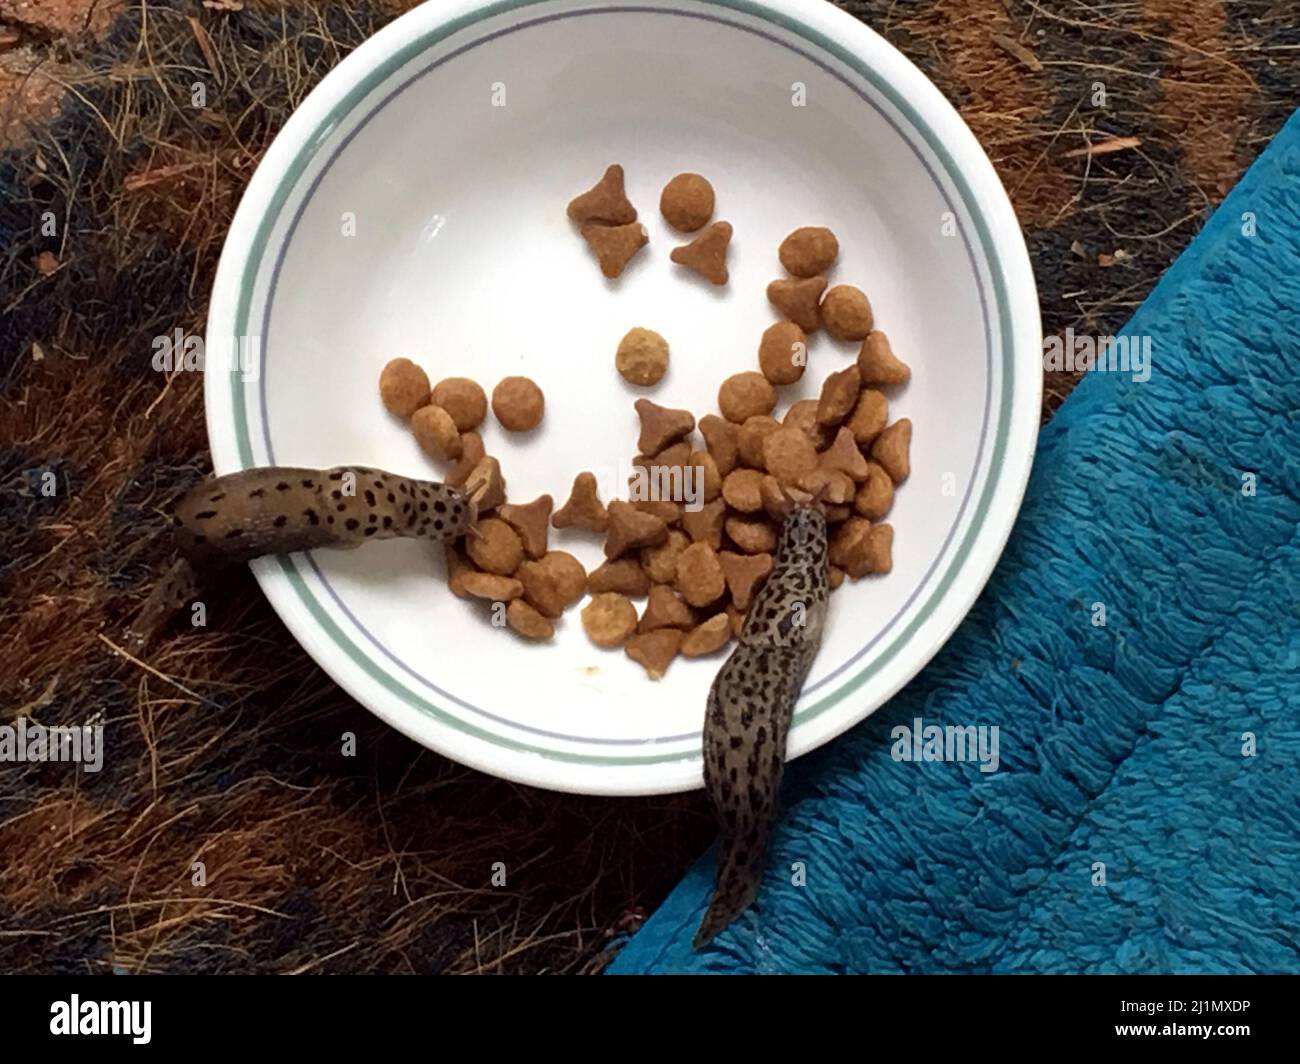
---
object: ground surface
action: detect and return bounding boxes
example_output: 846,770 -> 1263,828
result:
0,0 -> 1296,974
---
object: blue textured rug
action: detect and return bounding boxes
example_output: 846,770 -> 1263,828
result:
611,110 -> 1300,975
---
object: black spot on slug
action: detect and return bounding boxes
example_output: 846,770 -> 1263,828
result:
345,518 -> 359,532
225,529 -> 245,539
364,526 -> 377,536
387,493 -> 395,504
276,482 -> 290,491
434,519 -> 444,531
249,488 -> 265,498
331,490 -> 342,500
365,490 -> 376,507
304,509 -> 320,526
434,500 -> 447,513
273,515 -> 288,528
302,479 -> 315,488
210,493 -> 226,502
194,510 -> 217,520
382,516 -> 393,529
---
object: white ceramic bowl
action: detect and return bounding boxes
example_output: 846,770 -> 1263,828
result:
205,0 -> 1041,795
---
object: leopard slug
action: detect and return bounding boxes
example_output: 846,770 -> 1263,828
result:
127,465 -> 474,647
696,505 -> 830,948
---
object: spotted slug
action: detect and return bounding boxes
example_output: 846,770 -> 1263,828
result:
696,505 -> 830,948
127,465 -> 474,646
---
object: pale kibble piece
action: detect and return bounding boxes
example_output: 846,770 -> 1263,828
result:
633,439 -> 692,474
763,426 -> 819,484
830,519 -> 893,578
871,419 -> 912,483
552,472 -> 609,532
736,414 -> 781,468
687,451 -> 722,502
846,388 -> 889,446
828,565 -> 846,590
854,461 -> 895,520
567,163 -> 637,225
582,221 -> 649,278
507,599 -> 555,641
718,550 -> 774,612
699,414 -> 739,476
725,515 -> 778,554
798,467 -> 852,505
816,366 -> 862,427
518,551 -> 586,617
766,276 -> 826,334
460,571 -> 524,602
681,497 -> 726,549
857,330 -> 912,386
498,495 -> 553,559
625,628 -> 685,680
638,584 -> 697,632
466,517 -> 523,575
758,321 -> 808,386
820,285 -> 874,342
587,558 -> 651,597
670,220 -> 732,285
721,468 -> 765,513
431,377 -> 488,431
718,372 -> 777,423
641,529 -> 690,584
444,542 -> 474,598
582,592 -> 639,647
660,173 -> 715,233
616,328 -> 670,386
779,226 -> 838,277
464,455 -> 505,513
681,614 -> 732,657
819,425 -> 871,481
411,404 -> 463,462
759,474 -> 794,519
379,357 -> 430,419
783,399 -> 832,450
633,498 -> 682,525
492,376 -> 545,432
675,541 -> 727,607
445,431 -> 486,489
634,398 -> 695,455
604,500 -> 668,558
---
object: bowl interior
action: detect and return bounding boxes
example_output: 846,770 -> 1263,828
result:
209,0 -> 1030,794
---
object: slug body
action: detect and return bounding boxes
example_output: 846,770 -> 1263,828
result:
696,505 -> 830,948
128,465 -> 473,646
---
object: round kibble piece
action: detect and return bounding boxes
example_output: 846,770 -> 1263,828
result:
737,415 -> 781,468
411,404 -> 463,461
492,376 -> 545,432
660,173 -> 715,233
466,517 -> 524,576
821,285 -> 874,342
718,372 -> 777,424
379,357 -> 430,419
675,542 -> 726,607
431,377 -> 488,432
616,328 -> 670,386
758,321 -> 807,386
582,592 -> 638,647
779,226 -> 838,277
722,468 -> 765,513
507,599 -> 554,640
763,426 -> 819,483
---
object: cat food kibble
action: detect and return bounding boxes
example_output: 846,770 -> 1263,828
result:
553,472 -> 609,533
507,599 -> 555,641
616,328 -> 670,386
779,226 -> 838,277
625,628 -> 685,679
518,551 -> 587,617
492,376 -> 545,432
498,495 -> 553,559
699,414 -> 739,476
819,426 -> 871,481
675,542 -> 726,607
671,220 -> 732,285
641,529 -> 690,584
582,592 -> 639,647
660,173 -> 715,233
816,366 -> 861,427
870,419 -> 912,482
460,571 -> 523,602
411,404 -> 463,461
725,515 -> 778,554
858,331 -> 912,386
736,414 -> 781,468
681,614 -> 732,657
466,517 -> 524,575
635,399 -> 695,454
762,427 -> 819,484
758,321 -> 807,386
465,456 -> 506,512
846,389 -> 889,445
567,164 -> 637,225
830,519 -> 893,578
582,222 -> 649,278
820,285 -> 873,341
766,276 -> 826,334
431,377 -> 488,431
681,498 -> 726,549
587,558 -> 652,597
379,357 -> 431,418
718,550 -> 773,612
639,584 -> 697,631
854,462 -> 895,520
722,468 -> 765,513
445,431 -> 485,488
604,500 -> 669,558
718,372 -> 777,423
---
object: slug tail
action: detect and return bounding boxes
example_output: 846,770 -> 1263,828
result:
694,834 -> 766,949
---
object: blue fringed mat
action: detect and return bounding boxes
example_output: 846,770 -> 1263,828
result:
611,110 -> 1300,975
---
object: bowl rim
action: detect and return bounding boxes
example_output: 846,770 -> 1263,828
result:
205,0 -> 1042,795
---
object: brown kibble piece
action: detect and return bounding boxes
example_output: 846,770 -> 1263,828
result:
699,414 -> 739,476
624,628 -> 685,680
799,467 -> 853,506
763,426 -> 819,484
825,504 -> 852,523
857,330 -> 912,386
766,276 -> 826,334
821,285 -> 874,342
445,542 -> 474,598
846,388 -> 889,446
492,376 -> 545,432
616,327 -> 670,386
854,461 -> 895,519
567,163 -> 637,225
726,604 -> 745,638
783,398 -> 832,450
871,419 -> 912,482
464,455 -> 505,512
411,404 -> 463,461
518,550 -> 586,617
634,398 -> 695,455
681,614 -> 732,657
779,226 -> 838,277
379,357 -> 430,419
718,551 -> 774,612
736,415 -> 781,469
675,542 -> 726,607
725,515 -> 778,554
816,366 -> 861,426
498,494 -> 553,559
634,499 -> 682,525
660,173 -> 715,233
828,565 -> 846,590
681,497 -> 726,549
719,372 -> 777,424
687,451 -> 722,502
641,528 -> 690,584
431,377 -> 488,432
670,220 -> 731,285
553,472 -> 609,533
830,519 -> 894,578
460,571 -> 524,602
759,474 -> 795,519
820,425 -> 871,481
582,221 -> 649,279
588,558 -> 652,597
582,593 -> 638,648
466,517 -> 523,575
545,551 -> 588,604
721,468 -> 765,513
758,321 -> 808,386
507,599 -> 555,640
638,584 -> 697,632
633,440 -> 692,474
446,431 -> 486,488
604,500 -> 668,558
